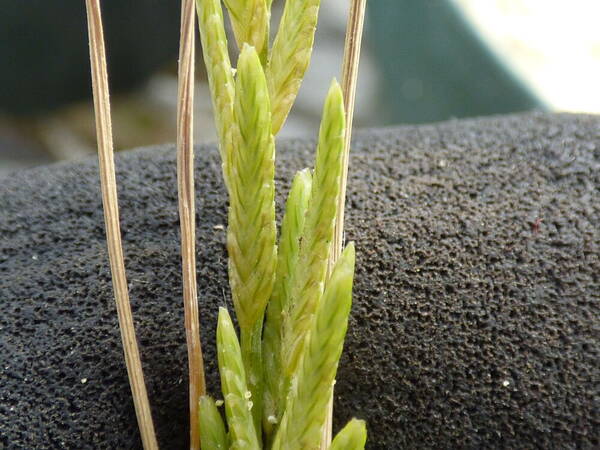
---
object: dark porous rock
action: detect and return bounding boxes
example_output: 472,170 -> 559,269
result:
1,113 -> 599,449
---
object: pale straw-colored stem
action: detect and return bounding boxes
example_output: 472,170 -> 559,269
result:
334,0 -> 367,261
323,0 -> 367,447
177,1 -> 206,449
84,1 -> 158,448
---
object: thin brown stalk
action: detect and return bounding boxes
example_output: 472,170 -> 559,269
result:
323,0 -> 367,447
176,1 -> 206,449
334,0 -> 368,262
84,1 -> 158,449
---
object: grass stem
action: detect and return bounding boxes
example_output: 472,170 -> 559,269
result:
177,1 -> 206,449
323,0 -> 367,447
84,1 -> 158,448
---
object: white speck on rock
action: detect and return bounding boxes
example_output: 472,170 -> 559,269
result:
502,379 -> 510,387
81,378 -> 87,384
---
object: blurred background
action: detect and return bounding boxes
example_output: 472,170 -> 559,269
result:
1,0 -> 599,175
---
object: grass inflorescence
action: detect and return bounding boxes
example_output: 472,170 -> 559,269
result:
86,0 -> 367,447
195,0 -> 367,447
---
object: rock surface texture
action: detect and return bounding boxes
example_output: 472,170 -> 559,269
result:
1,113 -> 599,449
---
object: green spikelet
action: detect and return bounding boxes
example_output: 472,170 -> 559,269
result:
216,308 -> 260,449
281,80 -> 345,380
272,243 -> 356,450
198,396 -> 228,450
228,44 -> 277,432
227,44 -> 277,331
262,168 -> 312,435
330,418 -> 367,450
223,0 -> 269,59
267,0 -> 321,134
195,0 -> 235,180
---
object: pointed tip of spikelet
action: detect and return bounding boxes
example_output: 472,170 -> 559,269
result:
327,78 -> 343,103
238,43 -> 260,69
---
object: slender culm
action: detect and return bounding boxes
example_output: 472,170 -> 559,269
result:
176,1 -> 205,448
324,1 -> 368,446
84,1 -> 158,448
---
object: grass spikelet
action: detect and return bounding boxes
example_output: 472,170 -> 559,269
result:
227,44 -> 277,331
223,0 -> 269,60
267,0 -> 321,134
217,308 -> 261,449
198,396 -> 228,450
330,418 -> 367,450
281,80 -> 345,380
262,168 -> 312,434
227,44 -> 277,432
272,243 -> 356,450
195,0 -> 235,180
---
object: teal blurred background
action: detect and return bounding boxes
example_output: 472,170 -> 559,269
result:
368,0 -> 541,124
2,0 -> 599,173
